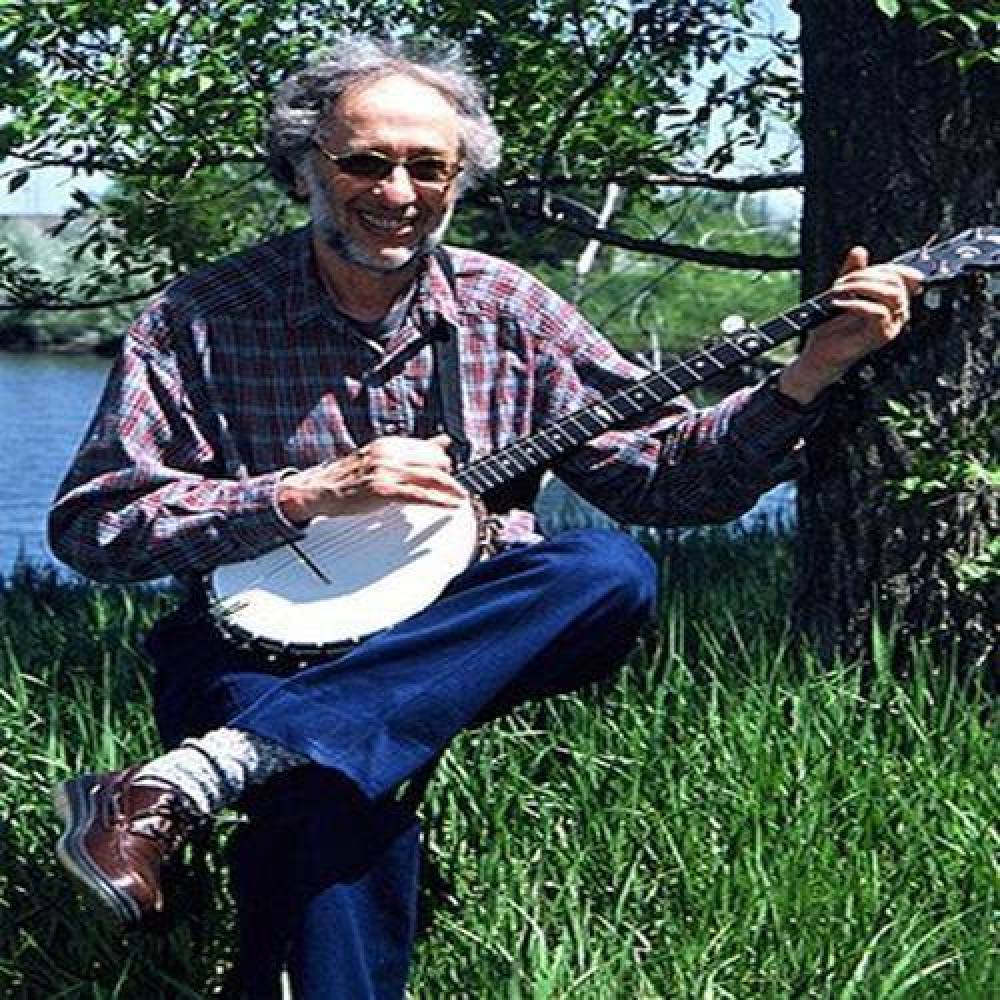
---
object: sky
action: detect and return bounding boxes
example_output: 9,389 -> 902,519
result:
1,163 -> 108,215
0,1 -> 801,218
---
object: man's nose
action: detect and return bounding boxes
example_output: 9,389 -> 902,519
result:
373,165 -> 417,203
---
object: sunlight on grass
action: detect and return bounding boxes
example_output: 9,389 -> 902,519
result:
1,539 -> 995,998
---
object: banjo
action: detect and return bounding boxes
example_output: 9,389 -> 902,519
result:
207,229 -> 999,659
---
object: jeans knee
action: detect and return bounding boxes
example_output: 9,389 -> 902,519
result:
552,529 -> 657,619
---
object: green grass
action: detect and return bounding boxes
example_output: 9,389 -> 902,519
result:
1,537 -> 996,998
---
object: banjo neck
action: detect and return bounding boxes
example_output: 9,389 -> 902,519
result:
455,225 -> 1000,501
455,289 -> 840,500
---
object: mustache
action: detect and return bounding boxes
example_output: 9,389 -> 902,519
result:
301,163 -> 455,273
315,217 -> 436,273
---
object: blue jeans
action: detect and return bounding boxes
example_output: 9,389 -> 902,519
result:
147,530 -> 657,999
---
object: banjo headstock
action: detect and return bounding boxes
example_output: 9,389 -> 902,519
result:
893,226 -> 1000,287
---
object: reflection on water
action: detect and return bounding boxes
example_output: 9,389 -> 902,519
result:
0,352 -> 110,575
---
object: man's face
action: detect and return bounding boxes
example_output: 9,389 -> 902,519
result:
305,74 -> 462,274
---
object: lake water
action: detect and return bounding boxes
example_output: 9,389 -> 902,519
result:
0,352 -> 795,578
0,353 -> 110,575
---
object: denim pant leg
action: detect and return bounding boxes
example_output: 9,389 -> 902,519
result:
224,768 -> 421,1000
148,529 -> 657,1000
227,529 -> 657,798
150,628 -> 425,1000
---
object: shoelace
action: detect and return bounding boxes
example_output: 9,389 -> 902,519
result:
101,779 -> 205,857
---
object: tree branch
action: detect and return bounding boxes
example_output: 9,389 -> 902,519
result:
535,21 -> 640,206
7,151 -> 262,177
504,169 -> 803,193
0,284 -> 167,312
8,150 -> 801,194
528,204 -> 801,270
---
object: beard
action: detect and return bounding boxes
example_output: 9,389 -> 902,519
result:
306,170 -> 454,274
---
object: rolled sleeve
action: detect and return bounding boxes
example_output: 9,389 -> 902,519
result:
48,302 -> 307,582
537,312 -> 826,527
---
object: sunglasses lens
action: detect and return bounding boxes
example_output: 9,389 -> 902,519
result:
322,148 -> 458,184
407,158 -> 453,182
336,153 -> 394,179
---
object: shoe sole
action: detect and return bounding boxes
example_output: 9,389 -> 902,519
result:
53,776 -> 143,926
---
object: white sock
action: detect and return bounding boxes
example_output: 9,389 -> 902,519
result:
135,728 -> 309,816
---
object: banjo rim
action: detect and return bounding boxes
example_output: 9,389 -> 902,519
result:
203,499 -> 487,659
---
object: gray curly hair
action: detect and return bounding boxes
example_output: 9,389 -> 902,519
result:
266,34 -> 502,200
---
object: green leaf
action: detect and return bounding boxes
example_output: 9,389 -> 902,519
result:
70,189 -> 96,208
876,0 -> 901,16
7,170 -> 29,193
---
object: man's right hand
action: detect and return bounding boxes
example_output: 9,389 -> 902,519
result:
277,433 -> 468,527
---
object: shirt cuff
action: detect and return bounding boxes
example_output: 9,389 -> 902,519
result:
228,471 -> 308,553
271,467 -> 312,533
765,372 -> 831,414
723,377 -> 827,484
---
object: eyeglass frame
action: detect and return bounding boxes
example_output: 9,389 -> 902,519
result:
312,144 -> 464,187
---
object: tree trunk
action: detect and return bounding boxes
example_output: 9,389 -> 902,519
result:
794,2 -> 998,674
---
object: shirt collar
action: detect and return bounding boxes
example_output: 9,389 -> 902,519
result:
284,225 -> 329,330
284,227 -> 463,344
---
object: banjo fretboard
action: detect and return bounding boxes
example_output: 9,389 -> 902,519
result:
455,290 -> 839,496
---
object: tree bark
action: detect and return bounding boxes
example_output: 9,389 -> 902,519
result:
794,2 -> 998,674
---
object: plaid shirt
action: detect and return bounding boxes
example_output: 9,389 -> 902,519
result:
49,226 -> 820,583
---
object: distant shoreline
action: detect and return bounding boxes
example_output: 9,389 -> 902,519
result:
0,336 -> 120,357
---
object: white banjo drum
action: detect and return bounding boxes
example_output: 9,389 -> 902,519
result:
206,230 -> 999,658
208,500 -> 483,657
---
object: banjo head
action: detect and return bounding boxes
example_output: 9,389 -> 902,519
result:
208,500 -> 480,652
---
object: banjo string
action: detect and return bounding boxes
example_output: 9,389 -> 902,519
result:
247,505 -> 407,591
290,503 -> 413,569
220,509 -> 388,597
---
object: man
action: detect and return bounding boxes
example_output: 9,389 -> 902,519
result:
49,34 -> 920,999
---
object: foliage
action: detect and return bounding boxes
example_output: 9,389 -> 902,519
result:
0,1 -> 800,309
1,537 -> 995,997
0,218 -> 136,346
880,397 -> 999,598
881,398 -> 999,502
875,0 -> 1000,69
451,188 -> 800,354
542,195 -> 799,354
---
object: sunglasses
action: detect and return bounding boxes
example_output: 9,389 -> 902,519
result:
314,145 -> 462,185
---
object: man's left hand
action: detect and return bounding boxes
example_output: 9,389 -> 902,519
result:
778,247 -> 924,405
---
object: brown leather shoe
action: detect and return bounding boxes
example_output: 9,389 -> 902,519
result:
53,766 -> 204,925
